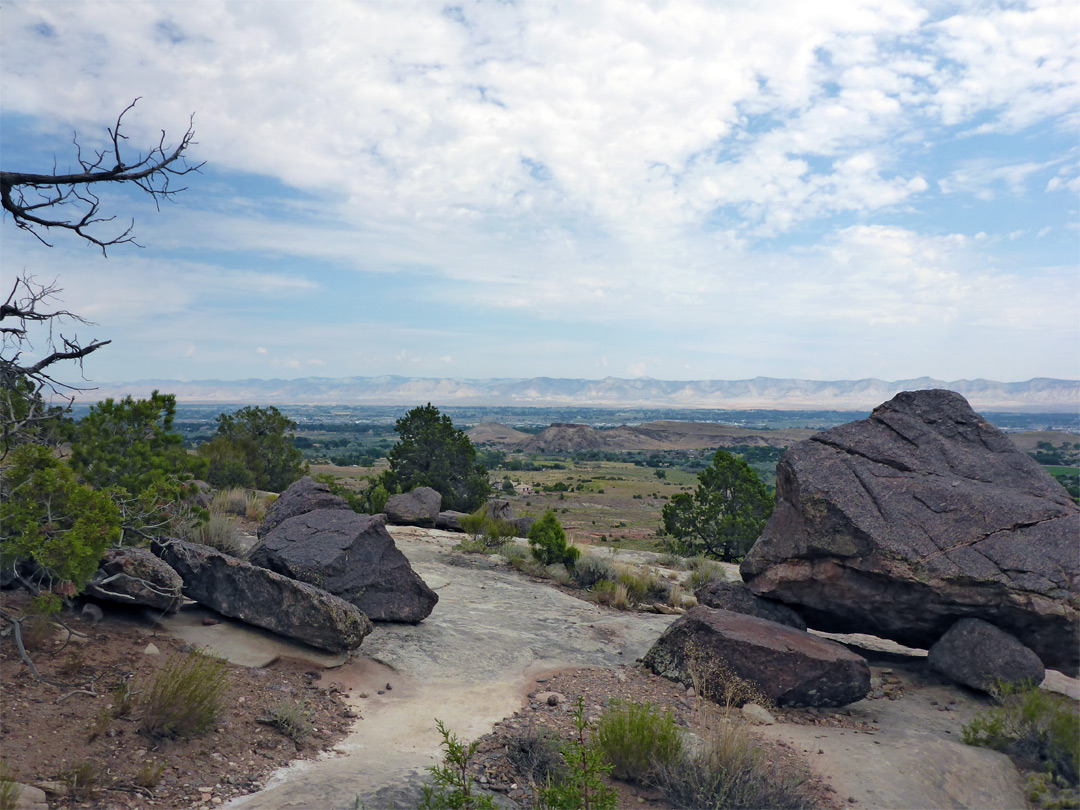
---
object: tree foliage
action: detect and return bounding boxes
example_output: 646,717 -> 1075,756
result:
203,405 -> 305,492
70,391 -> 206,494
1,444 -> 121,591
382,403 -> 489,512
528,510 -> 580,567
661,449 -> 773,561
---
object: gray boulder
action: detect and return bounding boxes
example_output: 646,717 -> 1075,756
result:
258,476 -> 352,537
384,487 -> 442,528
436,510 -> 468,532
928,618 -> 1045,692
84,547 -> 184,613
485,499 -> 515,523
695,579 -> 806,630
155,539 -> 372,652
644,606 -> 870,707
510,516 -> 535,537
741,390 -> 1079,675
249,510 -> 438,623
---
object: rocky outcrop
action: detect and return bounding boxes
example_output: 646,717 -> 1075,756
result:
644,606 -> 870,707
695,579 -> 805,630
928,618 -> 1045,692
249,511 -> 438,623
156,540 -> 372,652
84,547 -> 184,612
384,487 -> 441,528
258,476 -> 352,537
741,390 -> 1079,675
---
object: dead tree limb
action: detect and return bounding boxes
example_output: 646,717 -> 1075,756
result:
1,98 -> 202,254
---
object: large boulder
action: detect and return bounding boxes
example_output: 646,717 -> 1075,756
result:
695,579 -> 806,630
644,606 -> 870,707
741,390 -> 1080,675
384,487 -> 441,528
436,511 -> 467,532
84,547 -> 183,613
258,476 -> 352,537
249,510 -> 438,623
928,618 -> 1045,692
155,540 -> 372,653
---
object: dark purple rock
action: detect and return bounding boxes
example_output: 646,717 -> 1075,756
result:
741,390 -> 1079,675
155,540 -> 371,652
695,579 -> 806,630
644,606 -> 870,707
84,547 -> 184,613
384,487 -> 441,528
928,618 -> 1045,692
436,511 -> 468,532
249,510 -> 438,623
258,476 -> 352,538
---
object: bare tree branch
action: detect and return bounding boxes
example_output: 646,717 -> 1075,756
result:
0,98 -> 202,255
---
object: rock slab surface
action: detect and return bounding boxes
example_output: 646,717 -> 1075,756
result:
384,487 -> 442,528
695,579 -> 806,630
250,511 -> 438,623
928,618 -> 1045,692
156,540 -> 372,652
84,546 -> 183,612
644,606 -> 870,707
741,389 -> 1079,674
259,476 -> 352,537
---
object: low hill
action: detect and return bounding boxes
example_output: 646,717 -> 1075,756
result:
511,420 -> 815,453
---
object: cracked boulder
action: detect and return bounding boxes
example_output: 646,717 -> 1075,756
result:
741,389 -> 1079,675
84,547 -> 183,613
644,606 -> 870,707
258,476 -> 352,538
249,510 -> 439,623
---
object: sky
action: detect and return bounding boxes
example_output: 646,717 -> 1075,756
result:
2,0 -> 1078,386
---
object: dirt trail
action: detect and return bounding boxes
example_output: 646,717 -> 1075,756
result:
223,528 -> 676,810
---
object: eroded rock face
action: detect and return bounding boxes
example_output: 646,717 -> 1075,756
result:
928,618 -> 1045,692
384,487 -> 441,528
249,510 -> 438,623
258,476 -> 352,537
156,540 -> 372,652
741,389 -> 1079,675
84,547 -> 183,613
644,606 -> 870,707
694,579 -> 806,630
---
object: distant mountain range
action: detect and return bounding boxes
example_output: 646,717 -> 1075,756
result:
82,375 -> 1079,412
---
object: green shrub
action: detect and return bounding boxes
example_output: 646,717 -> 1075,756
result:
140,650 -> 229,739
0,761 -> 19,810
595,700 -> 683,783
419,719 -> 497,810
688,557 -> 723,591
538,698 -> 617,810
572,554 -> 616,589
528,511 -> 580,567
133,761 -> 165,789
963,681 -> 1079,787
58,760 -> 104,801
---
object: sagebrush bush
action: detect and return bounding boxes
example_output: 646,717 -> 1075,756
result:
263,698 -> 313,745
140,650 -> 229,738
596,700 -> 683,782
655,718 -> 810,810
184,514 -> 243,557
963,681 -> 1079,788
211,488 -> 248,517
687,557 -> 723,591
572,554 -> 616,589
245,491 -> 269,522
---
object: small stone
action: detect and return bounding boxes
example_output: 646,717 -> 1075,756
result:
385,683 -> 392,691
203,617 -> 221,626
143,643 -> 160,655
81,603 -> 104,623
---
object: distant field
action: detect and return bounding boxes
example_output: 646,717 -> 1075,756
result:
1044,465 -> 1080,475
